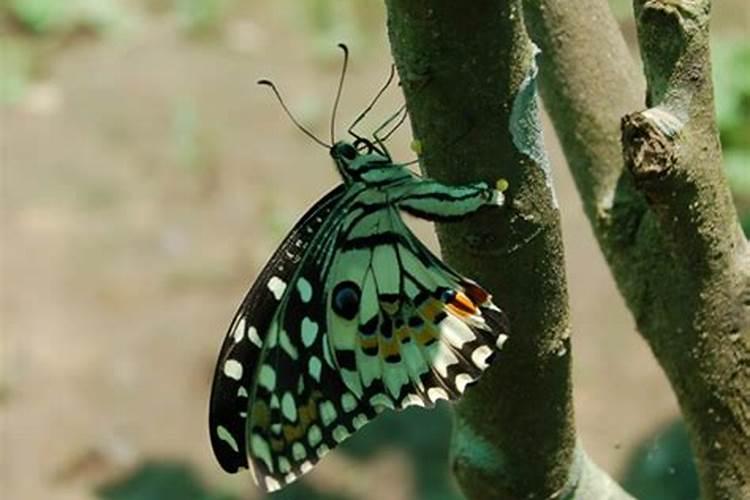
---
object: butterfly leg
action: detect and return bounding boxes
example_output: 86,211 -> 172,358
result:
394,179 -> 505,222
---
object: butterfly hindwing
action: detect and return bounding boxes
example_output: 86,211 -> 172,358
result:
326,205 -> 509,412
209,185 -> 346,474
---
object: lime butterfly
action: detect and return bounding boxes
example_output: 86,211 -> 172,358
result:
209,45 -> 509,492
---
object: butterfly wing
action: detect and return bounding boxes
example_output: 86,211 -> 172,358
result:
208,184 -> 346,475
211,179 -> 508,493
326,204 -> 509,411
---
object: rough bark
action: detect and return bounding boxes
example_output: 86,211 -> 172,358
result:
384,1 -> 633,498
523,0 -> 750,498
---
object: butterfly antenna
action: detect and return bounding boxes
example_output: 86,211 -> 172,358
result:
348,64 -> 396,138
257,79 -> 329,148
330,43 -> 349,144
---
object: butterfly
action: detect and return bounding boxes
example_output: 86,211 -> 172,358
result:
208,45 -> 510,492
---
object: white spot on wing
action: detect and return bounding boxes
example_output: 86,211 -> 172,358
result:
496,333 -> 509,349
433,345 -> 459,378
233,317 -> 245,343
427,387 -> 450,403
248,326 -> 262,347
216,425 -> 239,452
265,477 -> 281,491
455,373 -> 474,393
440,315 -> 476,348
223,359 -> 243,380
300,461 -> 314,473
267,276 -> 287,300
471,345 -> 493,369
402,394 -> 425,408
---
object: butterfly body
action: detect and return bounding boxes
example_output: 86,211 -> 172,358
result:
209,138 -> 509,491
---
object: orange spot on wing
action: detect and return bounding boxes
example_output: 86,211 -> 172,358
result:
448,291 -> 478,316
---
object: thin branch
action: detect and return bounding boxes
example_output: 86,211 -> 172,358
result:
383,1 -> 633,498
523,0 -> 750,498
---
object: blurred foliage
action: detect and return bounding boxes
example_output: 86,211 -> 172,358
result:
0,37 -> 32,104
621,419 -> 699,500
713,38 -> 750,234
283,0 -> 384,58
96,462 -> 240,500
174,0 -> 234,37
2,0 -> 126,35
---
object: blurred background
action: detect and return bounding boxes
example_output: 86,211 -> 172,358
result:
1,1 -> 747,499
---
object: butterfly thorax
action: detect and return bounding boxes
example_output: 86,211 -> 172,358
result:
330,140 -> 412,188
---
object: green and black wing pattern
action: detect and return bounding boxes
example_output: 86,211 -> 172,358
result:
209,160 -> 509,492
208,184 -> 346,477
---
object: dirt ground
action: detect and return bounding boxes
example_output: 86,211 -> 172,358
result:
2,2 -> 747,500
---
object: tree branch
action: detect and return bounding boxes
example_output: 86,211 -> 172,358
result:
523,0 -> 750,498
384,1 -> 632,498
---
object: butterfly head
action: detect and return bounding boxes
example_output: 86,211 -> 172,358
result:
330,139 -> 389,182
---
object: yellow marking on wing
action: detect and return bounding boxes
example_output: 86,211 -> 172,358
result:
251,401 -> 271,429
283,423 -> 304,442
416,325 -> 438,346
271,437 -> 285,452
359,336 -> 378,351
396,327 -> 410,343
379,337 -> 401,359
420,299 -> 443,322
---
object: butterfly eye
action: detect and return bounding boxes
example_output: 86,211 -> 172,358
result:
332,281 -> 361,320
338,143 -> 357,161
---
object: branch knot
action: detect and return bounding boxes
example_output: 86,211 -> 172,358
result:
621,109 -> 681,191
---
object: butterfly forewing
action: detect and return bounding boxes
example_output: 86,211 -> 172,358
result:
209,184 -> 346,474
